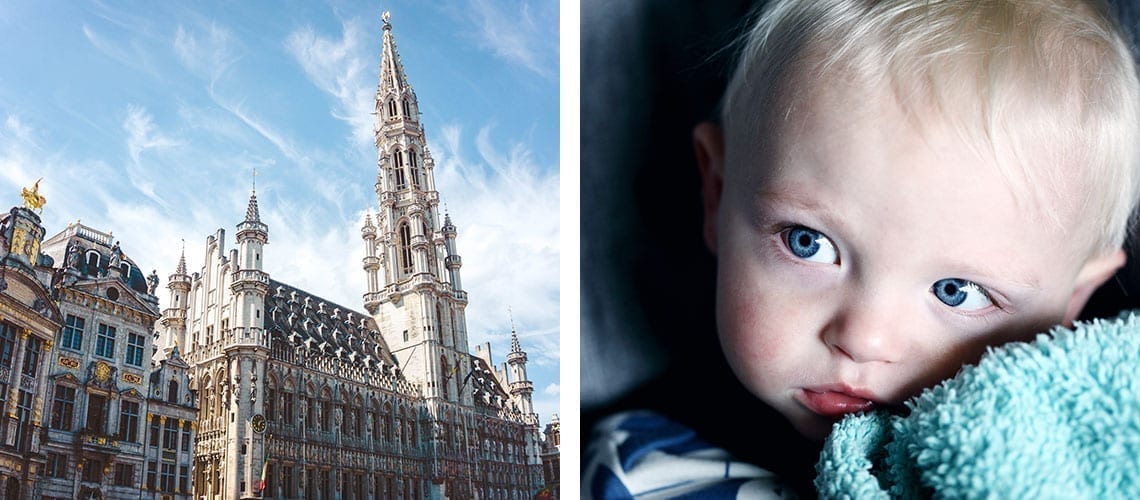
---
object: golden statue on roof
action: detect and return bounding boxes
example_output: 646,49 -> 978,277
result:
21,178 -> 46,213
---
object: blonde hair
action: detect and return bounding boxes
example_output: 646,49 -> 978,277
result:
722,0 -> 1140,256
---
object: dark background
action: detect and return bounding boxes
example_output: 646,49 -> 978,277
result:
580,0 -> 1140,496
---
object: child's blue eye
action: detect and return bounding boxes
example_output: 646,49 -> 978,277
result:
784,226 -> 838,264
931,278 -> 993,310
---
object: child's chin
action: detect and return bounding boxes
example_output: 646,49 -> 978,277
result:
791,415 -> 836,442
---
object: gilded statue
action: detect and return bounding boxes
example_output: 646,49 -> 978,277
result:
20,178 -> 46,212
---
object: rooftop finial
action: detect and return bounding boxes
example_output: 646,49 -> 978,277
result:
252,166 -> 257,194
382,10 -> 392,30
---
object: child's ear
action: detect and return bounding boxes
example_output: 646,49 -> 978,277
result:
1062,248 -> 1127,326
694,122 -> 725,254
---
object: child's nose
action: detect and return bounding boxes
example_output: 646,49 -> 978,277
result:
821,302 -> 906,364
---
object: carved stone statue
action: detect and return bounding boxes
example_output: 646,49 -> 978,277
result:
66,244 -> 81,269
146,270 -> 159,295
108,241 -> 122,268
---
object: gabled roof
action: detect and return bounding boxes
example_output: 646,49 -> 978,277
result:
264,280 -> 398,370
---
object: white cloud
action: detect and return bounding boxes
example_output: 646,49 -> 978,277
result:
284,21 -> 375,146
466,0 -> 558,80
123,105 -> 181,164
543,382 -> 559,395
433,123 -> 559,366
173,23 -> 240,91
81,24 -> 160,77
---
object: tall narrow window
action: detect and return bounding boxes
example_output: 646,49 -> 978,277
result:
62,314 -> 85,350
86,393 -> 107,433
15,390 -> 32,450
126,332 -> 145,366
181,421 -> 192,452
160,463 -> 175,491
149,419 -> 160,448
399,224 -> 413,275
95,323 -> 116,358
167,380 -> 179,403
21,337 -> 42,377
118,400 -> 140,442
409,150 -> 420,189
394,150 -> 407,189
402,99 -> 410,117
50,386 -> 76,431
387,99 -> 397,118
163,418 -> 178,450
0,322 -> 16,368
267,388 -> 277,421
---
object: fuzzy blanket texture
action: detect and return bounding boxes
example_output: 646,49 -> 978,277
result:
815,311 -> 1140,498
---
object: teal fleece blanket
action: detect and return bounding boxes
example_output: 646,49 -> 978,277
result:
815,311 -> 1140,498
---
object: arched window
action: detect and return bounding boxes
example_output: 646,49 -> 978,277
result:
402,99 -> 410,117
423,222 -> 436,275
408,150 -> 420,189
201,375 -> 212,419
398,223 -> 413,275
85,251 -> 100,276
394,150 -> 407,190
387,99 -> 397,118
167,380 -> 179,404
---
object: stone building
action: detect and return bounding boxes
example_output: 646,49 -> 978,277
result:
153,11 -> 545,500
541,414 -> 560,499
0,203 -> 62,499
35,221 -> 196,500
0,183 -> 198,500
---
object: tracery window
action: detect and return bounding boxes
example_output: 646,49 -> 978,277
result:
409,149 -> 420,188
394,150 -> 407,190
387,99 -> 397,118
399,223 -> 413,275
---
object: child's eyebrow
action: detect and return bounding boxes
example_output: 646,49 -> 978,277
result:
757,188 -> 1043,293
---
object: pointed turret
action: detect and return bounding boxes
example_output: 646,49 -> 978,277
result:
160,245 -> 192,358
442,211 -> 464,292
505,318 -> 535,417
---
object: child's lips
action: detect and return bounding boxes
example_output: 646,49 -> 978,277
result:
796,386 -> 878,418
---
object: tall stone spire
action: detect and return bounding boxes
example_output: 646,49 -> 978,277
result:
364,10 -> 470,406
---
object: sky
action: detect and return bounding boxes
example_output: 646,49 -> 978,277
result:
0,0 -> 560,424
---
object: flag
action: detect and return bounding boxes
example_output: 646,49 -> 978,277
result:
258,444 -> 269,494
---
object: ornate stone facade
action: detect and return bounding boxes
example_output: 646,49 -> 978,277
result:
152,11 -> 547,500
36,221 -> 196,500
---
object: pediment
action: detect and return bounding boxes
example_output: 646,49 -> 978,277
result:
120,388 -> 144,399
67,278 -> 158,317
51,372 -> 81,385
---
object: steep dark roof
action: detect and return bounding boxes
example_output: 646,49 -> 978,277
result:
264,279 -> 398,370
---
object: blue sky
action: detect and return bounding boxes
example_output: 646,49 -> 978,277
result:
0,0 -> 560,422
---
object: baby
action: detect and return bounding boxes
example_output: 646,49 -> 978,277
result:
694,0 -> 1140,441
583,0 -> 1140,497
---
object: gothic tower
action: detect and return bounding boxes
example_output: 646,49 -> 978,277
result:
181,189 -> 271,499
229,189 -> 271,500
506,326 -> 536,418
363,11 -> 472,406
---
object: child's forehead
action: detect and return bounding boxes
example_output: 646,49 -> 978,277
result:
733,73 -> 1092,255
